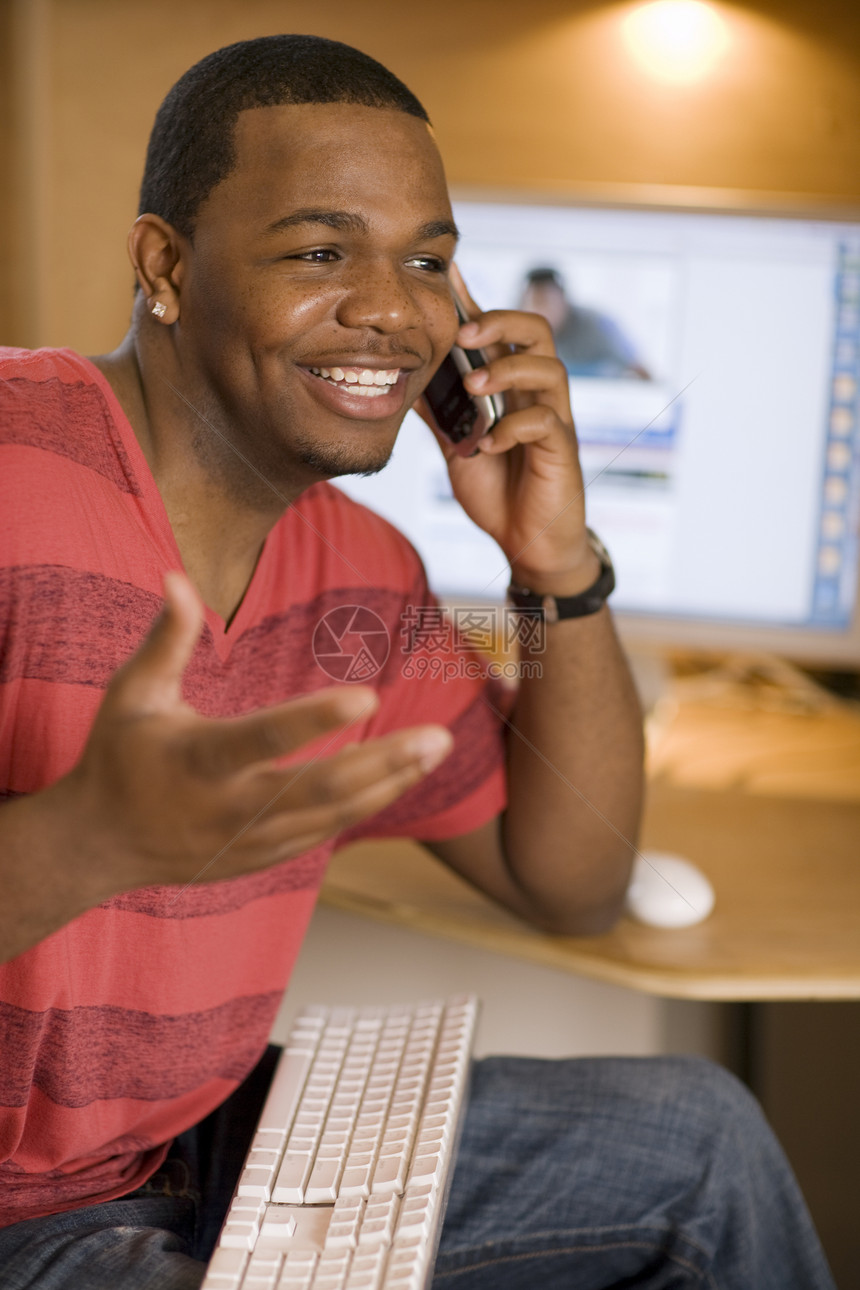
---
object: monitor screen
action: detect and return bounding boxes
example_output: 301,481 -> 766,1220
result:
334,192 -> 860,668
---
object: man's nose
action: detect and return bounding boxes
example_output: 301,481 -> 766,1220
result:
335,263 -> 421,333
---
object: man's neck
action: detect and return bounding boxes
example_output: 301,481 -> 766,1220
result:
90,331 -> 295,626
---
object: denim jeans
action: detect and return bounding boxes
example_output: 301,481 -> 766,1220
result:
0,1051 -> 835,1290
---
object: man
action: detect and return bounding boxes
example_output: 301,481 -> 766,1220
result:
519,266 -> 652,380
0,34 -> 834,1290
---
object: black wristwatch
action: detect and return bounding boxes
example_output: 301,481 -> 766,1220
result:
507,529 -> 615,623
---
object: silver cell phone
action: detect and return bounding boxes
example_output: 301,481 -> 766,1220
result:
422,296 -> 506,457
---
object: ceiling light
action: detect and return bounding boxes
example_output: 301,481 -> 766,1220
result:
622,0 -> 730,83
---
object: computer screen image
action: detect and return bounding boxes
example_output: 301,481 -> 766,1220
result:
334,193 -> 860,669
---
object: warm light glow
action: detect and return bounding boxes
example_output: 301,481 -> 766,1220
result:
622,0 -> 730,83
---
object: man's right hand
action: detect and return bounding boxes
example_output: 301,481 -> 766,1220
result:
65,570 -> 453,893
1,570 -> 453,960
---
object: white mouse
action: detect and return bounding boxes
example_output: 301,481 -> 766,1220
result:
625,851 -> 715,928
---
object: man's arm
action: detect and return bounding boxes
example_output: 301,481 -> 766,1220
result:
423,275 -> 644,935
427,604 -> 643,936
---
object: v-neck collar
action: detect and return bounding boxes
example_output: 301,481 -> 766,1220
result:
77,351 -> 274,662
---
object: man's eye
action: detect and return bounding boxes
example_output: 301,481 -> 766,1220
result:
290,249 -> 340,263
406,254 -> 447,273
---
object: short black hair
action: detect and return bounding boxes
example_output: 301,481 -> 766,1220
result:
138,34 -> 430,237
525,267 -> 566,289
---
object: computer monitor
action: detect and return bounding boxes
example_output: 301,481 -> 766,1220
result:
334,188 -> 860,671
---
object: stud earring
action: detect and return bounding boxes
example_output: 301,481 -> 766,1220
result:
151,301 -> 167,319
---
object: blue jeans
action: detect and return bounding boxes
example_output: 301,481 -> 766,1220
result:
0,1052 -> 835,1290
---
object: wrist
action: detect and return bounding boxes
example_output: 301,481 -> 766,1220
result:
508,529 -> 615,623
48,768 -> 132,905
508,550 -> 602,599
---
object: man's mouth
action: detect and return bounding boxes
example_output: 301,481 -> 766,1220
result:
308,366 -> 401,399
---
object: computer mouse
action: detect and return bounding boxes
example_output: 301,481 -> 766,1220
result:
625,851 -> 715,928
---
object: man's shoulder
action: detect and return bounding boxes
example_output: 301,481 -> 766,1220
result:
0,346 -> 92,384
0,347 -> 102,422
0,346 -> 136,495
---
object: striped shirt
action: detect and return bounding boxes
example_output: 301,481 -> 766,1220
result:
0,347 -> 506,1226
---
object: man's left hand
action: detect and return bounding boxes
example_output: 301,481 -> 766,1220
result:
419,268 -> 598,594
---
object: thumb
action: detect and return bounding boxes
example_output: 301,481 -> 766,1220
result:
112,571 -> 204,713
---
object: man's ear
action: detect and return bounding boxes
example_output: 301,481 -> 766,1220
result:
128,214 -> 186,325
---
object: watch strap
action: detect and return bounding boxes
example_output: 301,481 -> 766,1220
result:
507,529 -> 615,622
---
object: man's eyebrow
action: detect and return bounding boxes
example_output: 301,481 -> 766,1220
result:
264,210 -> 460,242
418,219 -> 460,243
265,209 -> 368,235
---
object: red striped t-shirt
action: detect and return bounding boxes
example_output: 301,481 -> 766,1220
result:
0,347 -> 506,1227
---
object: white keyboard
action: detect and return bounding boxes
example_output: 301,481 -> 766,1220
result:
202,995 -> 478,1290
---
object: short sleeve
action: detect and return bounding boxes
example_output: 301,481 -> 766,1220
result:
341,563 -> 508,844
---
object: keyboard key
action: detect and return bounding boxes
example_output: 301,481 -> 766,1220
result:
258,1209 -> 298,1247
313,1250 -> 351,1290
220,1221 -> 259,1250
253,1131 -> 287,1152
202,1245 -> 249,1287
407,1152 -> 443,1186
343,1247 -> 386,1289
305,1156 -> 342,1202
249,1250 -> 282,1271
340,1164 -> 373,1197
259,1051 -> 317,1134
238,1167 -> 276,1201
357,1194 -> 400,1247
394,1194 -> 433,1239
272,1151 -> 314,1203
368,1154 -> 405,1194
249,1149 -> 281,1171
278,1252 -> 318,1289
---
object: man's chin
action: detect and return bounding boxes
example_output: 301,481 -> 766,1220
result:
296,439 -> 394,481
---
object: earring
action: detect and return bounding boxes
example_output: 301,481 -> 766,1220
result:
151,301 -> 167,319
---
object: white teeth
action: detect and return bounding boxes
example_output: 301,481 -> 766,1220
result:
309,365 -> 400,392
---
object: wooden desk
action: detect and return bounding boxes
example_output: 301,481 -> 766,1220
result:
321,678 -> 860,1288
322,682 -> 860,1002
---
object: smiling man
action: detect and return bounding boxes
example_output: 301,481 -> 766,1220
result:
0,34 -> 835,1290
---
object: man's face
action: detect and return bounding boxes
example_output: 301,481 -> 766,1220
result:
172,102 -> 460,488
521,281 -> 568,332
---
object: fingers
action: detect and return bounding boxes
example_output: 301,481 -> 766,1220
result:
458,308 -> 558,359
180,724 -> 455,876
110,570 -> 204,713
466,349 -> 574,433
184,686 -> 381,779
247,724 -> 455,849
465,349 -> 568,398
471,404 -> 572,456
454,305 -> 572,425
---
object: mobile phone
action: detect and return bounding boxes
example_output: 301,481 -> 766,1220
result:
422,297 -> 506,457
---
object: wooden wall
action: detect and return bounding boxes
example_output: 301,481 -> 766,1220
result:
2,0 -> 860,352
